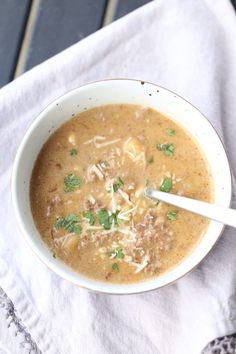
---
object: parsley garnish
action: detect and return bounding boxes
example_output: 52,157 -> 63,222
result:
108,247 -> 124,259
110,210 -> 121,226
160,178 -> 172,192
82,210 -> 96,225
166,128 -> 176,136
53,252 -> 56,258
70,148 -> 78,156
156,143 -> 175,156
64,173 -> 82,192
147,156 -> 154,164
97,209 -> 121,230
97,209 -> 112,230
167,211 -> 178,220
113,176 -> 124,192
55,214 -> 81,234
112,263 -> 119,272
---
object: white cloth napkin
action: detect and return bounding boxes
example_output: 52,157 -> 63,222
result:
0,0 -> 236,353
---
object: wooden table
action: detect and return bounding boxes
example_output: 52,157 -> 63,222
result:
0,0 -> 235,88
0,0 -> 151,87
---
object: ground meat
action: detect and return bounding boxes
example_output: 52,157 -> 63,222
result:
48,186 -> 58,193
78,209 -> 173,276
83,199 -> 103,212
79,234 -> 90,248
98,159 -> 115,179
55,163 -> 62,169
105,272 -> 112,280
132,211 -> 174,274
93,232 -> 113,247
46,195 -> 62,216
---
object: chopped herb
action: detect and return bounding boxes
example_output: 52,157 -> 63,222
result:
116,249 -> 124,259
108,247 -> 124,259
160,178 -> 172,193
113,176 -> 124,192
156,143 -> 175,156
53,253 -> 56,258
82,210 -> 96,225
64,173 -> 82,192
167,211 -> 178,221
147,156 -> 154,164
97,209 -> 121,230
55,214 -> 81,234
97,209 -> 112,230
166,128 -> 176,136
110,210 -> 121,226
69,148 -> 78,156
112,263 -> 119,272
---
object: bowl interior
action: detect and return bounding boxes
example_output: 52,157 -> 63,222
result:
12,79 -> 232,294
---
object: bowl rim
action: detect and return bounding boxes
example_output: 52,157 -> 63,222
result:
11,78 -> 233,295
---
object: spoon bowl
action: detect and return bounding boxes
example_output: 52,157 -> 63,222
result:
145,188 -> 236,228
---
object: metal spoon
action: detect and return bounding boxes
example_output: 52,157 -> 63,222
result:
144,188 -> 236,228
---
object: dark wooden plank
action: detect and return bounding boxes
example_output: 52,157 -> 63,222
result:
0,0 -> 31,87
114,0 -> 151,20
24,0 -> 107,71
231,0 -> 236,10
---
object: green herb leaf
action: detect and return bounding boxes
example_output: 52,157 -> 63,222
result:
52,252 -> 56,258
147,156 -> 154,164
108,247 -> 124,259
97,209 -> 121,230
110,210 -> 121,226
70,148 -> 78,156
82,210 -> 96,225
113,176 -> 124,192
64,173 -> 82,192
167,211 -> 178,221
166,128 -> 176,136
116,249 -> 125,259
97,209 -> 112,230
156,143 -> 175,156
55,214 -> 81,234
112,263 -> 119,272
160,178 -> 172,193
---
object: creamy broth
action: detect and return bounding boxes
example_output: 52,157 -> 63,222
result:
30,104 -> 212,283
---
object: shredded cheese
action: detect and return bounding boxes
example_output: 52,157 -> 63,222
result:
119,205 -> 137,217
84,136 -> 105,145
87,164 -> 104,181
117,214 -> 130,221
118,189 -> 133,206
131,255 -> 149,273
84,136 -> 121,148
132,151 -> 146,164
95,138 -> 121,148
86,226 -> 103,231
100,228 -> 118,235
118,227 -> 137,240
88,194 -> 96,204
116,147 -> 121,156
54,233 -> 75,247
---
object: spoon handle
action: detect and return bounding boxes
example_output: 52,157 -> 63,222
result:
145,188 -> 236,228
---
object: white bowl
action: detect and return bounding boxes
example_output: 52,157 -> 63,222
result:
12,79 -> 232,294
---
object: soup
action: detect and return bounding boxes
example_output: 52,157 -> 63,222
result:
30,104 -> 212,283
